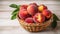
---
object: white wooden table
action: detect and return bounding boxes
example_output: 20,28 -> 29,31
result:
0,0 -> 60,34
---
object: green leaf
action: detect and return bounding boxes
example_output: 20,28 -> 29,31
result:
10,4 -> 21,20
51,20 -> 57,29
18,5 -> 21,9
53,14 -> 60,21
9,4 -> 18,8
11,14 -> 17,20
51,14 -> 59,29
11,8 -> 19,15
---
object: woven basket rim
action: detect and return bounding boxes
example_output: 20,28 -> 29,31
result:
17,14 -> 53,26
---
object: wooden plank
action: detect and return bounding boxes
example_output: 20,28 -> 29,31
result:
0,19 -> 20,26
0,1 -> 60,12
0,26 -> 55,34
0,0 -> 60,1
0,1 -> 60,5
0,10 -> 60,19
0,15 -> 60,26
0,11 -> 11,19
0,6 -> 60,11
0,0 -> 60,34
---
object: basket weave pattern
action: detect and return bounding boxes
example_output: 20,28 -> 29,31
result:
17,16 -> 53,32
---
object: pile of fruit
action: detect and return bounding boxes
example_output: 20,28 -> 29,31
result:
10,3 -> 60,32
18,3 -> 52,24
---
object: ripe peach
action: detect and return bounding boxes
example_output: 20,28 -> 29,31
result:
29,3 -> 38,7
27,5 -> 38,16
20,5 -> 28,10
19,9 -> 30,20
38,4 -> 47,12
25,17 -> 34,23
33,13 -> 45,23
42,10 -> 52,19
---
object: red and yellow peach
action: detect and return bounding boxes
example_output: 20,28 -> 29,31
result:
25,17 -> 34,23
33,13 -> 45,23
42,10 -> 52,19
38,4 -> 47,12
20,5 -> 28,10
27,5 -> 38,16
29,3 -> 38,7
19,9 -> 30,20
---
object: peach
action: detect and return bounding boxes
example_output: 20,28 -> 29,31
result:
42,10 -> 52,19
19,9 -> 30,20
29,3 -> 38,7
20,5 -> 28,10
27,5 -> 38,16
25,17 -> 34,23
33,13 -> 45,23
38,4 -> 47,12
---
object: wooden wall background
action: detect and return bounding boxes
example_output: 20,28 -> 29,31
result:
0,0 -> 60,34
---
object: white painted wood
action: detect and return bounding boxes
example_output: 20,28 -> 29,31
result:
0,4 -> 60,11
0,19 -> 20,26
0,0 -> 60,25
0,26 -> 55,34
0,12 -> 11,19
0,10 -> 60,19
0,0 -> 60,34
0,1 -> 60,4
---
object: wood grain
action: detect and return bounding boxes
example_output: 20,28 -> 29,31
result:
0,0 -> 60,34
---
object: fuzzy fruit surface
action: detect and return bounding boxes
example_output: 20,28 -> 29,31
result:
42,10 -> 52,19
27,5 -> 38,16
25,17 -> 34,23
19,9 -> 30,20
29,3 -> 38,7
20,5 -> 28,10
38,4 -> 47,12
33,13 -> 45,23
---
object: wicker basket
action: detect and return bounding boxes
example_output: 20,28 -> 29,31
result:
17,15 -> 53,32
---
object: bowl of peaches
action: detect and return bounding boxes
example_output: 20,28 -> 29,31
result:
10,3 -> 60,32
17,3 -> 53,32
